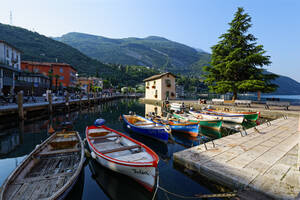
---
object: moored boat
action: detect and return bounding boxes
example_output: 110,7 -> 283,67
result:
88,159 -> 154,200
86,119 -> 159,192
0,131 -> 85,200
189,110 -> 244,124
207,109 -> 259,121
172,113 -> 222,131
169,103 -> 185,112
123,114 -> 170,143
152,117 -> 199,137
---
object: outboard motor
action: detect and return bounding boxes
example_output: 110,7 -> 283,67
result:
94,118 -> 105,127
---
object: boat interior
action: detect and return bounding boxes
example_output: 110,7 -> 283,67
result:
87,127 -> 154,163
124,115 -> 163,129
3,131 -> 82,200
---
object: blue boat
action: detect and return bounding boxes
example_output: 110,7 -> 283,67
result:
152,118 -> 199,137
122,114 -> 169,143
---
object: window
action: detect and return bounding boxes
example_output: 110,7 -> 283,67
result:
165,79 -> 171,87
60,68 -> 63,73
59,76 -> 64,80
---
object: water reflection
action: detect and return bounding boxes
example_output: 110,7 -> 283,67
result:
88,159 -> 154,200
0,99 -> 229,200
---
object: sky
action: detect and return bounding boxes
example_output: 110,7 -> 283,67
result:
0,0 -> 299,82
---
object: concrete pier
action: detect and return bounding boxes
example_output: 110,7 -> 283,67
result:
174,116 -> 300,199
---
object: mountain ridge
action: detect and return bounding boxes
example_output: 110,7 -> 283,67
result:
54,32 -> 211,76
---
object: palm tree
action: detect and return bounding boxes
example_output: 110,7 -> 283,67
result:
48,69 -> 54,90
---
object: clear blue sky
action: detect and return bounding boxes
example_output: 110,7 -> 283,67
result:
1,0 -> 299,81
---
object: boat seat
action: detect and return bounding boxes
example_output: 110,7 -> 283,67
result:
89,134 -> 120,140
101,145 -> 140,154
37,148 -> 80,157
134,123 -> 155,126
116,152 -> 150,162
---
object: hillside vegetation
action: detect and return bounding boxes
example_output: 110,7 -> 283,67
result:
54,32 -> 211,76
0,23 -> 157,87
0,23 -> 113,75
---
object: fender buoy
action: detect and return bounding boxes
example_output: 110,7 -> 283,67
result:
91,151 -> 97,159
164,125 -> 172,134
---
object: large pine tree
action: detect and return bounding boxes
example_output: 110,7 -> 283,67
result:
204,7 -> 278,100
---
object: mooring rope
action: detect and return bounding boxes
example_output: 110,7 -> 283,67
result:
154,185 -> 236,199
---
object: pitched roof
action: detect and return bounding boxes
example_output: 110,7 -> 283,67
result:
143,72 -> 176,82
21,61 -> 77,71
0,40 -> 22,53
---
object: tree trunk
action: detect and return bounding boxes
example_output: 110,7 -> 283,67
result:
55,78 -> 58,92
232,91 -> 237,100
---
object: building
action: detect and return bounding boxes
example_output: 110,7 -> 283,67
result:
144,72 -> 176,100
176,85 -> 185,98
15,71 -> 50,96
21,61 -> 77,88
77,77 -> 103,93
0,40 -> 21,96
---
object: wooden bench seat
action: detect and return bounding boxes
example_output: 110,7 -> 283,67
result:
234,100 -> 251,107
89,134 -> 120,140
101,145 -> 140,154
134,123 -> 155,126
38,148 -> 80,157
265,101 -> 290,110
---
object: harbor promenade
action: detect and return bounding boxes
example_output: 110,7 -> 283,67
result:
0,94 -> 140,118
173,116 -> 300,199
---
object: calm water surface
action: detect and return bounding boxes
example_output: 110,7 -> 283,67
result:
0,99 -> 258,200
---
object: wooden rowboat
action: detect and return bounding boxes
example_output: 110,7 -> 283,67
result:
207,109 -> 259,121
86,120 -> 159,192
88,159 -> 154,200
122,114 -> 170,143
189,110 -> 244,124
0,131 -> 84,200
172,113 -> 222,131
152,117 -> 199,137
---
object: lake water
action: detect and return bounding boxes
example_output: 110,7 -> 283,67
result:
0,99 -> 259,199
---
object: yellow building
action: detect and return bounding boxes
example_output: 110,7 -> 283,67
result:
144,72 -> 176,100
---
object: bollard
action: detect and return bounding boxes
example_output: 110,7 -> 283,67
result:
79,93 -> 82,107
17,91 -> 24,120
48,92 -> 53,113
66,91 -> 70,112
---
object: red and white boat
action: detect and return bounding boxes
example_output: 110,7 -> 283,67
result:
86,119 -> 159,192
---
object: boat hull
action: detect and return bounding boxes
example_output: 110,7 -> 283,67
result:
89,146 -> 157,192
123,115 -> 169,143
207,109 -> 259,122
169,123 -> 199,137
86,125 -> 159,192
190,111 -> 244,124
243,113 -> 259,121
173,113 -> 222,131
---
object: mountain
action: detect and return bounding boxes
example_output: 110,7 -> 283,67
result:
54,32 -> 211,76
0,23 -> 158,87
271,75 -> 300,95
0,23 -> 113,75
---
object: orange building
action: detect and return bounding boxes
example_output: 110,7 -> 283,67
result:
21,61 -> 77,88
